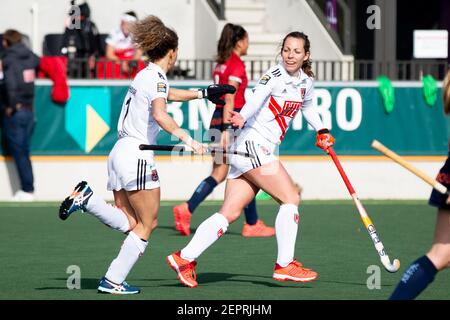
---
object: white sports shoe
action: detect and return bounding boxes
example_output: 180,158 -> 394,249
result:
13,190 -> 35,202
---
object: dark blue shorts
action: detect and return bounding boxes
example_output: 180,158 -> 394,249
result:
208,108 -> 241,143
429,153 -> 450,209
209,108 -> 225,132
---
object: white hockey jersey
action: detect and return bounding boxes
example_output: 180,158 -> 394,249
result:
116,63 -> 169,144
240,64 -> 325,144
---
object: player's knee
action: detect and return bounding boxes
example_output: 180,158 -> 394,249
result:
220,210 -> 241,223
428,246 -> 450,270
443,250 -> 450,269
436,254 -> 450,270
284,192 -> 300,206
211,172 -> 227,184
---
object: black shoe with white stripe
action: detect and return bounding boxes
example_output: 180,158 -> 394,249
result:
59,181 -> 93,221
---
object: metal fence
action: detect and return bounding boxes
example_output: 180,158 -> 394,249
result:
65,58 -> 450,81
354,60 -> 450,81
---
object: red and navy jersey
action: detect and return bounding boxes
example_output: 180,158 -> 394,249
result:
213,52 -> 247,109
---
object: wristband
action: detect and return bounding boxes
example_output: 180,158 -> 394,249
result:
197,89 -> 206,99
186,136 -> 193,145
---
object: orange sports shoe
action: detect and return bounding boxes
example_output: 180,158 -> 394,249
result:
173,203 -> 192,236
166,251 -> 198,288
273,260 -> 318,283
241,219 -> 275,237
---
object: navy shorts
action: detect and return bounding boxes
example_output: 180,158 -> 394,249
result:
429,153 -> 450,209
208,108 -> 241,143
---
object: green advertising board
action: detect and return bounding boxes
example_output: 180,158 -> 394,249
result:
2,81 -> 447,156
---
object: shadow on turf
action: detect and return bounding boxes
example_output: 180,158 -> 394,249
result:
156,225 -> 253,238
37,273 -> 313,291
155,226 -> 197,237
35,278 -> 103,291
319,280 -> 394,287
156,272 -> 313,289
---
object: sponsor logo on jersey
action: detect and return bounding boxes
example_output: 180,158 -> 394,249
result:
217,228 -> 224,238
157,82 -> 167,93
215,64 -> 227,74
279,101 -> 303,118
436,172 -> 450,185
259,74 -> 271,85
294,213 -> 299,224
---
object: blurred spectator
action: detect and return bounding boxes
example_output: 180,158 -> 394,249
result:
0,60 -> 6,152
61,0 -> 102,78
326,0 -> 338,31
1,30 -> 40,201
105,11 -> 142,74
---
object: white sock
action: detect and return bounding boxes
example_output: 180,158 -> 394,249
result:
85,194 -> 130,233
105,231 -> 147,284
180,213 -> 229,261
275,204 -> 300,267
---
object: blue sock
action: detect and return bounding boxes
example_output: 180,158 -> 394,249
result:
244,198 -> 258,225
389,255 -> 438,300
187,176 -> 218,214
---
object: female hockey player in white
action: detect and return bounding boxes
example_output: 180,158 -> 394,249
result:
167,31 -> 335,288
58,15 -> 235,294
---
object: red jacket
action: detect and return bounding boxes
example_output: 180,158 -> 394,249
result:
38,56 -> 69,104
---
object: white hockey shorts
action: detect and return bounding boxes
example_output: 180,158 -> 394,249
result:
107,137 -> 160,191
228,128 -> 278,179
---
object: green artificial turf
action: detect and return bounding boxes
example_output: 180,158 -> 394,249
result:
0,200 -> 448,300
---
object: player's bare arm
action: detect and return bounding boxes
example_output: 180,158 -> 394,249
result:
151,97 -> 205,154
167,87 -> 198,101
168,85 -> 236,104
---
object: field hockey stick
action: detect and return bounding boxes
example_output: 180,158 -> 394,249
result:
372,140 -> 449,195
139,144 -> 255,159
327,147 -> 401,273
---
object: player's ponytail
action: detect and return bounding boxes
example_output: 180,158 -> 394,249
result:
216,23 -> 247,64
131,15 -> 178,61
444,69 -> 450,115
280,32 -> 315,78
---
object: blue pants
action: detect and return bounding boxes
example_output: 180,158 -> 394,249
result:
2,109 -> 35,192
